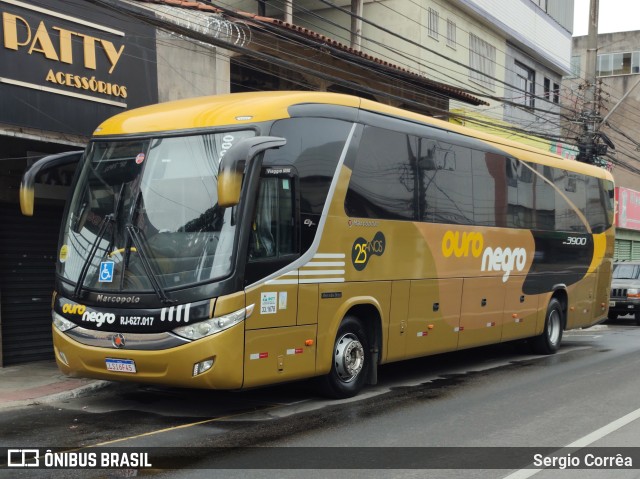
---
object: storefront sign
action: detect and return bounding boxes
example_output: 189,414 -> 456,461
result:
616,186 -> 640,231
549,142 -> 578,161
0,0 -> 157,136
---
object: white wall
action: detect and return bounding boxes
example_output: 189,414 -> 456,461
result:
457,0 -> 572,74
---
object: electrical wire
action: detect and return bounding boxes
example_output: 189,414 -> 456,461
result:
7,0 -> 624,167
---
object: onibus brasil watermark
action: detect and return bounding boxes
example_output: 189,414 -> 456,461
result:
6,448 -> 151,469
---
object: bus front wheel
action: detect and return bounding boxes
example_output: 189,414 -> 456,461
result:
319,316 -> 370,399
532,298 -> 563,354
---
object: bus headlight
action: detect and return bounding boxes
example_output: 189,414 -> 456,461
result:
52,311 -> 77,332
173,304 -> 254,340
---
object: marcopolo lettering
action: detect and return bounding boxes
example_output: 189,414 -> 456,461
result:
82,311 -> 116,328
441,230 -> 527,282
96,294 -> 141,304
2,13 -> 125,74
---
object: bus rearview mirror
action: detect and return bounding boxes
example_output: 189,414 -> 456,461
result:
217,136 -> 286,208
20,151 -> 83,216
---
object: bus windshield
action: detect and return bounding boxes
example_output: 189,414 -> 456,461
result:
59,130 -> 255,293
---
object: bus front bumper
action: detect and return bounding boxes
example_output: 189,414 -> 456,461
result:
52,323 -> 245,389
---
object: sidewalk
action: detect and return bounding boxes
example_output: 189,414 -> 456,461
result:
0,360 -> 107,410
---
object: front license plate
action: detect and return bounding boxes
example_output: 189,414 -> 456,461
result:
105,358 -> 136,373
609,301 -> 615,307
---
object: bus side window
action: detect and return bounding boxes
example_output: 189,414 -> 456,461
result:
248,176 -> 296,260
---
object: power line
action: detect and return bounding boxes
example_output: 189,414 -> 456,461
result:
214,0 -> 580,139
79,0 -> 589,163
219,0 -> 585,149
304,0 -> 580,115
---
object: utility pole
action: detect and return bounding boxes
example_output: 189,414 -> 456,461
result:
578,0 -> 601,164
283,0 -> 293,24
350,0 -> 363,50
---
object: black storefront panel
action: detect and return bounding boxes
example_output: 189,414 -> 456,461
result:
0,0 -> 160,365
0,0 -> 158,137
0,202 -> 65,365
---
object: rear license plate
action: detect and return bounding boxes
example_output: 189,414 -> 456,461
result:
105,358 -> 136,373
609,301 -> 615,307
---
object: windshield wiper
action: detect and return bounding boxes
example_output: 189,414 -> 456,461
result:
126,224 -> 175,305
73,182 -> 130,299
73,214 -> 114,299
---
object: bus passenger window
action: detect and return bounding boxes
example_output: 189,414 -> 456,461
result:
344,126 -> 417,221
419,139 -> 472,224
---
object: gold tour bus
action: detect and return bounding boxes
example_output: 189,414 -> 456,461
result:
20,91 -> 615,398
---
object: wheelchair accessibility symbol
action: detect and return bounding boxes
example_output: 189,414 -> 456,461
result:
99,261 -> 115,283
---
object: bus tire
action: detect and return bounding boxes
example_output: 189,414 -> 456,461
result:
634,312 -> 640,326
319,316 -> 370,399
607,311 -> 617,321
532,298 -> 563,355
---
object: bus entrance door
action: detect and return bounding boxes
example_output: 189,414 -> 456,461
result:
243,278 -> 318,388
242,172 -> 317,388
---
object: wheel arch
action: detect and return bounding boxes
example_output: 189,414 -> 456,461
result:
345,303 -> 383,364
317,296 -> 384,377
550,287 -> 568,329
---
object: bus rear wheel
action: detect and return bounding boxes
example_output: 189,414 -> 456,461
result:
532,298 -> 563,354
319,316 -> 370,399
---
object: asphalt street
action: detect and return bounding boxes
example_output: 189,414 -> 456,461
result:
2,319 -> 640,478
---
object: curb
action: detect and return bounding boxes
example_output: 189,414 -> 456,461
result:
0,380 -> 110,411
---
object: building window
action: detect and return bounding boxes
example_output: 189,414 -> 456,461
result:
469,33 -> 496,90
428,8 -> 439,39
570,55 -> 581,78
597,51 -> 640,76
544,77 -> 551,99
530,0 -> 547,11
553,83 -> 560,104
446,19 -> 456,48
514,61 -> 535,108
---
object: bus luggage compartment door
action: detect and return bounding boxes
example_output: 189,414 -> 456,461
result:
458,277 -> 506,349
405,278 -> 463,358
501,280 -> 539,342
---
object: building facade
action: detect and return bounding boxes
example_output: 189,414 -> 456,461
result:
1,0 -> 485,365
227,0 -> 574,142
568,31 -> 640,259
569,31 -> 640,192
0,0 -> 230,365
615,187 -> 640,261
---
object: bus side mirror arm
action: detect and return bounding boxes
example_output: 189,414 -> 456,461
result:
218,136 -> 286,207
20,151 -> 83,216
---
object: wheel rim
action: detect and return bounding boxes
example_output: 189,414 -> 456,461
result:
547,309 -> 561,346
334,333 -> 364,383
